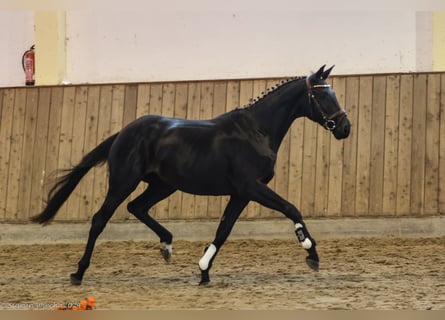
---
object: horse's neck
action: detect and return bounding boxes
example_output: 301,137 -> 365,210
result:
249,81 -> 307,152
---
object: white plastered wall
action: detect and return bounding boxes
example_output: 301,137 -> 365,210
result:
0,1 -> 441,86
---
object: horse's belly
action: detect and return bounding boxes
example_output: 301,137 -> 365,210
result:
158,159 -> 232,195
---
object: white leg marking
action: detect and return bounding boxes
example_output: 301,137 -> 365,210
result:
301,238 -> 312,249
295,223 -> 312,249
199,244 -> 217,270
162,242 -> 173,254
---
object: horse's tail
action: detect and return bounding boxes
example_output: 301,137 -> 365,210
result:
30,132 -> 120,225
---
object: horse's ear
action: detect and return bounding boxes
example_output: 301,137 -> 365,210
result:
322,65 -> 335,80
314,65 -> 326,79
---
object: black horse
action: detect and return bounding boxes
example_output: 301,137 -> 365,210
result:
31,65 -> 350,285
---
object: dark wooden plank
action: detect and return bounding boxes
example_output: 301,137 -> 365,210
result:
410,74 -> 427,215
396,75 -> 414,215
78,86 -> 100,221
66,86 -> 88,220
16,89 -> 39,220
355,76 -> 373,215
123,84 -> 138,127
327,77 -> 346,216
5,89 -> 27,221
382,75 -> 400,215
424,74 -> 441,214
440,74 -> 445,214
43,87 -> 64,205
341,76 -> 359,215
369,76 -> 386,215
29,88 -> 52,220
0,89 -> 15,220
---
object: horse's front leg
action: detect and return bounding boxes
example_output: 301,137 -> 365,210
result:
247,182 -> 319,271
198,196 -> 249,285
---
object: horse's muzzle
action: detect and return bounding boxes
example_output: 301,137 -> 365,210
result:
332,117 -> 351,140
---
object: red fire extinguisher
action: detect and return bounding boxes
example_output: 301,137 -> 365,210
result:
22,45 -> 35,86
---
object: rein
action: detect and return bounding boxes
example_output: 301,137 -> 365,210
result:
305,77 -> 346,131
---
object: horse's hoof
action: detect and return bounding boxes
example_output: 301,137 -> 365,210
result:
160,248 -> 171,262
199,269 -> 210,286
199,279 -> 211,286
70,273 -> 82,286
305,257 -> 319,271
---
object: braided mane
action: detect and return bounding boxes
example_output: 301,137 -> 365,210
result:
243,76 -> 305,109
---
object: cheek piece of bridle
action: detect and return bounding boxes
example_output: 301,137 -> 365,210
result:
306,77 -> 347,131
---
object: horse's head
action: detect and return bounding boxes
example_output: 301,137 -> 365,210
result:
305,65 -> 351,139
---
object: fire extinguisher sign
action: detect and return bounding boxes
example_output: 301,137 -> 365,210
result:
22,45 -> 35,86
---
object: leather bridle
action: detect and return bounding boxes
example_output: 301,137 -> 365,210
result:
306,77 -> 347,131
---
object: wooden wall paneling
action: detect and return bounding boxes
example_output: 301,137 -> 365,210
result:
0,89 -> 3,130
122,84 -> 138,127
0,89 -> 4,220
16,89 -> 38,221
439,74 -> 445,213
29,88 -> 51,219
90,86 -> 113,222
3,72 -> 445,223
0,89 -> 15,220
368,76 -> 387,215
42,87 -> 64,219
396,75 -> 414,215
300,118 -> 318,216
287,118 -> 305,219
111,85 -> 125,131
5,89 -> 26,221
78,86 -> 100,221
136,84 -> 151,117
54,86 -> 75,220
424,74 -> 441,214
410,74 -> 428,215
355,76 -> 373,215
174,83 -> 188,119
341,76 -> 359,215
327,77 -> 346,216
149,84 -> 163,116
168,83 -> 188,219
65,86 -> 88,220
382,75 -> 400,215
313,122 -> 330,217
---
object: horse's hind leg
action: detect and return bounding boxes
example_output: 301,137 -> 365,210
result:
70,182 -> 139,285
127,176 -> 176,261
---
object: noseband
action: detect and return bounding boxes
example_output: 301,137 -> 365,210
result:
306,77 -> 346,131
